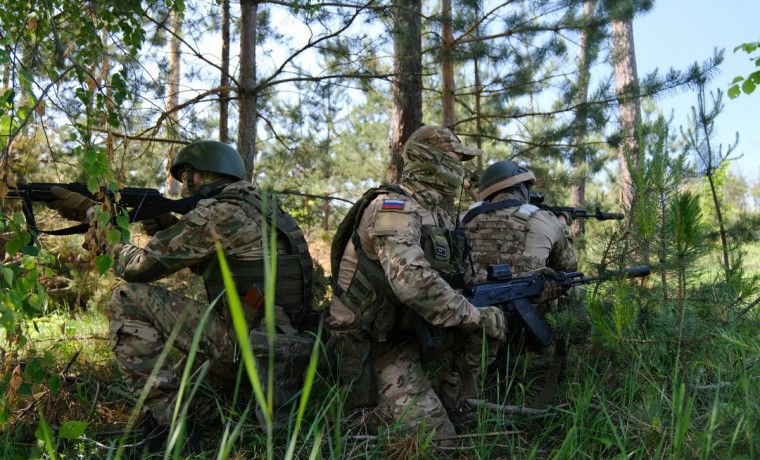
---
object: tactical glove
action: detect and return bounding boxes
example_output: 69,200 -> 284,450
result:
47,186 -> 96,221
479,306 -> 506,343
528,266 -> 563,304
141,213 -> 179,236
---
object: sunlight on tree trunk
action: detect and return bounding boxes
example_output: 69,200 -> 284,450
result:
165,7 -> 183,197
612,18 -> 640,212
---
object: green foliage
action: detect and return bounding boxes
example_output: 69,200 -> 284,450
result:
728,41 -> 760,99
0,1 -> 758,458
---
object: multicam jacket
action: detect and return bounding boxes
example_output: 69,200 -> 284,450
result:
329,186 -> 484,339
113,180 -> 310,325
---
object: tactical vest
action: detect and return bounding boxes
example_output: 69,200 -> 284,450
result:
331,185 -> 464,340
464,201 -> 545,276
201,188 -> 314,328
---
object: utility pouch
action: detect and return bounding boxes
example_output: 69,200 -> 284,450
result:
330,328 -> 377,409
249,327 -> 315,429
421,226 -> 452,272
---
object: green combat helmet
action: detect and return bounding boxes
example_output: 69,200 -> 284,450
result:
170,140 -> 246,181
478,160 -> 535,201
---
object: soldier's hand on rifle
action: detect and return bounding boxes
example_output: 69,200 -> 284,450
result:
47,186 -> 97,221
141,213 -> 178,236
529,267 -> 563,304
480,306 -> 506,342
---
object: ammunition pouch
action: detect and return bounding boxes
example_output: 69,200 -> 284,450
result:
249,327 -> 315,429
326,326 -> 377,410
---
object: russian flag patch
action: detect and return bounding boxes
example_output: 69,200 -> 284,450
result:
381,199 -> 406,210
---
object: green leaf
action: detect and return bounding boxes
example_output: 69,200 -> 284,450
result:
18,382 -> 32,396
48,374 -> 62,394
727,85 -> 741,99
27,293 -> 41,310
95,254 -> 113,274
106,228 -> 121,243
741,79 -> 756,95
731,76 -> 744,84
116,214 -> 130,228
0,267 -> 13,286
87,176 -> 99,194
5,235 -> 22,256
59,420 -> 89,440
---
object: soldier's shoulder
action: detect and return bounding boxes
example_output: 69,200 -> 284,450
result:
531,208 -> 565,230
367,190 -> 418,214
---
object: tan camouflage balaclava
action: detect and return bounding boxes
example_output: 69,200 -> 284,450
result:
401,125 -> 482,210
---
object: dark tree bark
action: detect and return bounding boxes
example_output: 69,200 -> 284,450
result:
387,0 -> 422,183
220,0 -> 230,143
441,0 -> 455,129
238,0 -> 258,180
570,0 -> 597,237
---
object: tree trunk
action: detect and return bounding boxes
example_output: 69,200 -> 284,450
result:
441,0 -> 455,129
612,18 -> 640,212
165,7 -> 183,196
220,0 -> 230,143
387,0 -> 422,183
238,0 -> 258,180
570,0 -> 597,237
322,198 -> 330,231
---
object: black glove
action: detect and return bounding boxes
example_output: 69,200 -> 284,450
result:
47,186 -> 96,221
141,213 -> 178,236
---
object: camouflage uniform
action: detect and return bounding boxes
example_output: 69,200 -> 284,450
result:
109,180 -> 295,425
462,165 -> 579,398
328,126 -> 505,438
463,188 -> 577,283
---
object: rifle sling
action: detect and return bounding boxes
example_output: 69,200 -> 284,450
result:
35,195 -> 203,236
460,199 -> 523,225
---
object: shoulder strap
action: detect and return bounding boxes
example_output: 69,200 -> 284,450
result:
330,184 -> 410,296
460,199 -> 523,225
219,189 -> 314,310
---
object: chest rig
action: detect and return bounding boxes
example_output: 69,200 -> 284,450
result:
462,200 -> 545,276
331,186 -> 465,341
199,188 -> 314,329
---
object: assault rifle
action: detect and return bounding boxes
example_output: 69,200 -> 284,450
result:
467,264 -> 650,348
2,182 -> 201,238
529,192 -> 624,221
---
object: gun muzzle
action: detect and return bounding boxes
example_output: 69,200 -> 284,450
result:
623,265 -> 651,278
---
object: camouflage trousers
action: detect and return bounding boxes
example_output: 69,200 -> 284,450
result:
372,329 -> 496,439
438,332 -> 499,415
109,282 -> 240,426
372,337 -> 457,438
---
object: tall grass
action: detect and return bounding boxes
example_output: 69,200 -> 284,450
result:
7,154 -> 760,458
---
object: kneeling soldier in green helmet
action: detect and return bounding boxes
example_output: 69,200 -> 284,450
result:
47,140 -> 314,454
